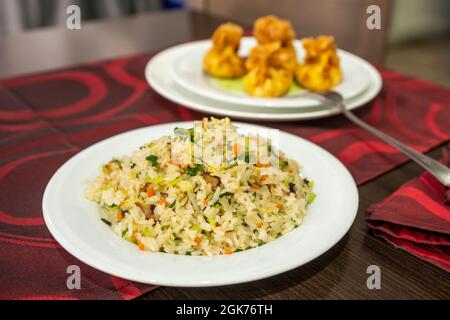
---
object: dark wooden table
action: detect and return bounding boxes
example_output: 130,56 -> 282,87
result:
1,9 -> 448,299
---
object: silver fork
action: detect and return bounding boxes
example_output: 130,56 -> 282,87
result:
311,91 -> 450,187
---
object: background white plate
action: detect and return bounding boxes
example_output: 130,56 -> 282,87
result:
43,122 -> 359,287
171,38 -> 369,108
146,45 -> 383,121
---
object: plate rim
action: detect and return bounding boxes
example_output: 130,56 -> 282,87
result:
43,121 -> 359,287
145,42 -> 382,121
170,37 -> 370,108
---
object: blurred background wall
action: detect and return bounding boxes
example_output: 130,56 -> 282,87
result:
0,0 -> 183,34
1,0 -> 449,44
0,0 -> 448,85
389,0 -> 450,44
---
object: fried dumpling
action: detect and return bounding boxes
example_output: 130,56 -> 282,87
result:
295,36 -> 343,92
203,23 -> 246,78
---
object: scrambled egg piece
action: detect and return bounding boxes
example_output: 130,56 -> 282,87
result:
295,36 -> 343,92
203,23 -> 246,78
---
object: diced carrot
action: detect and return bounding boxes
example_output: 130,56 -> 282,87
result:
116,212 -> 123,221
147,186 -> 155,197
256,163 -> 271,168
250,183 -> 260,190
260,175 -> 269,181
233,143 -> 239,157
256,222 -> 263,228
275,202 -> 282,209
224,247 -> 233,255
194,236 -> 202,245
130,234 -> 136,242
157,198 -> 168,206
203,199 -> 209,206
137,240 -> 145,250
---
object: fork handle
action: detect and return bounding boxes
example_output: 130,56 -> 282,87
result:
340,105 -> 450,187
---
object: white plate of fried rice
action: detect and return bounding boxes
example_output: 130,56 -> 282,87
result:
43,118 -> 358,287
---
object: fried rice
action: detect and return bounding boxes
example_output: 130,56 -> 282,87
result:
85,118 -> 315,256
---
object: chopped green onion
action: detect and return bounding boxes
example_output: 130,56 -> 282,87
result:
179,180 -> 193,192
110,159 -> 122,169
169,200 -> 176,208
101,184 -> 113,190
226,162 -> 238,169
101,218 -> 111,226
146,175 -> 164,184
307,192 -> 317,204
279,160 -> 288,170
173,233 -> 182,241
190,224 -> 202,233
146,155 -> 158,167
167,177 -> 182,188
219,192 -> 233,198
186,164 -> 203,176
141,228 -> 155,237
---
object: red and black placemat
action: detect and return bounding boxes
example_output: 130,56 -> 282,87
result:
0,52 -> 449,299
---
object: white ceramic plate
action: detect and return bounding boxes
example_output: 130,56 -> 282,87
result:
171,38 -> 369,108
146,45 -> 382,121
43,122 -> 358,287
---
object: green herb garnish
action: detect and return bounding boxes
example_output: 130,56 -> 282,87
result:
101,218 -> 112,226
186,164 -> 203,176
307,192 -> 317,204
219,192 -> 233,198
169,200 -> 176,208
173,233 -> 182,241
146,155 -> 158,167
226,161 -> 238,169
279,160 -> 288,170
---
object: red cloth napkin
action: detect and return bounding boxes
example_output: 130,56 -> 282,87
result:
0,52 -> 449,299
367,147 -> 450,272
